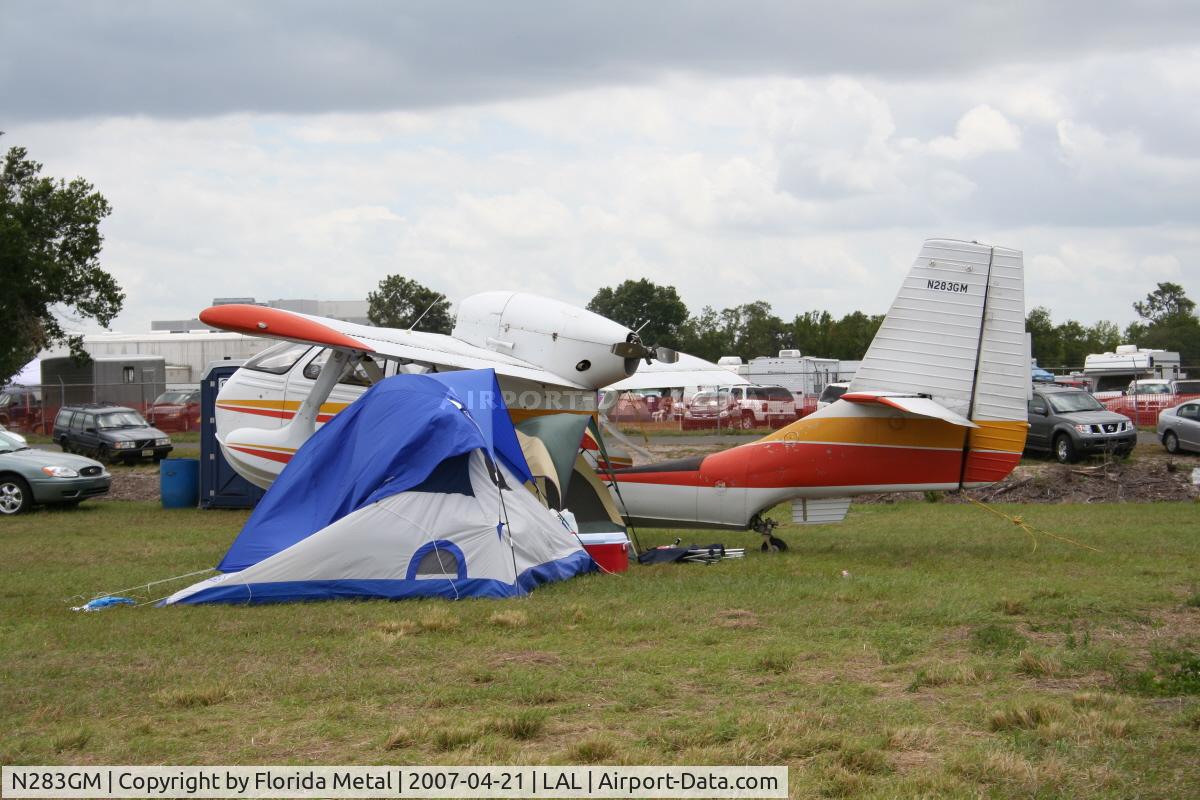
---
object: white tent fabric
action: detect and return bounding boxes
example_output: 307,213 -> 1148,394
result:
164,452 -> 590,604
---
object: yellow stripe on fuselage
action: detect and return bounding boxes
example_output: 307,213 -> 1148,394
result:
217,398 -> 352,413
760,415 -> 1027,453
967,420 -> 1028,453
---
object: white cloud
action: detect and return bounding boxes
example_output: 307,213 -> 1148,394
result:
927,105 -> 1022,160
8,42 -> 1200,342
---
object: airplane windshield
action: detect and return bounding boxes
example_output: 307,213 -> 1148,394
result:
244,342 -> 312,375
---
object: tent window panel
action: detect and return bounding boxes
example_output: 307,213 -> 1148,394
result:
414,547 -> 461,579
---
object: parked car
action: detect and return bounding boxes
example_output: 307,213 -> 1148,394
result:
1157,399 -> 1200,455
0,430 -> 110,514
817,382 -> 850,409
52,404 -> 173,464
1026,386 -> 1136,463
0,424 -> 27,447
1100,378 -> 1200,425
0,385 -> 44,433
683,385 -> 796,429
147,389 -> 201,432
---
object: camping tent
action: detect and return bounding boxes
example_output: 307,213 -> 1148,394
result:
164,370 -> 594,605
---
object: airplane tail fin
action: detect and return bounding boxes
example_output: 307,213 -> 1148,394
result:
846,238 -> 1027,487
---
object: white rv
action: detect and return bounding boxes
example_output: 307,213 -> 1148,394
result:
1083,345 -> 1183,397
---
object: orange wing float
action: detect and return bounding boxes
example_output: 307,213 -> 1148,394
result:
199,304 -> 376,352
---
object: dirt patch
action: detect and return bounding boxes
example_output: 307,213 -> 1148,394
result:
714,609 -> 760,629
934,458 -> 1194,505
97,467 -> 162,502
490,651 -> 563,667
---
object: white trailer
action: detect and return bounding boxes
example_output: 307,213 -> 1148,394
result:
734,351 -> 856,401
1083,344 -> 1182,395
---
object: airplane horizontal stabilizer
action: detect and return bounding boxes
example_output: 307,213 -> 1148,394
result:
840,391 -> 979,428
792,498 -> 851,525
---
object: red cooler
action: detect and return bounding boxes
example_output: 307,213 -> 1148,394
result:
577,531 -> 630,573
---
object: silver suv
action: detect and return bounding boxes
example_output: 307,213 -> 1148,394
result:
1026,387 -> 1135,463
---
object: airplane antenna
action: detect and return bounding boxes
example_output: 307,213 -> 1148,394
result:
408,299 -> 439,332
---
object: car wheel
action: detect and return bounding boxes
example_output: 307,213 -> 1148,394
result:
1053,434 -> 1077,464
0,475 -> 32,515
1163,431 -> 1180,454
98,445 -> 115,465
740,413 -> 755,430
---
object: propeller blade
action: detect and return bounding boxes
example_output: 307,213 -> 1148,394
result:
654,347 -> 679,364
611,341 -> 650,359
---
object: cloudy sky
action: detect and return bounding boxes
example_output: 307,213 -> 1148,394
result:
3,1 -> 1199,338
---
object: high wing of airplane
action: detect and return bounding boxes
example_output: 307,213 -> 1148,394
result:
204,291 -> 674,489
205,238 -> 1028,551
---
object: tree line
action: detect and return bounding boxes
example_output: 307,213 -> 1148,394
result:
369,273 -> 1199,368
1027,282 -> 1199,370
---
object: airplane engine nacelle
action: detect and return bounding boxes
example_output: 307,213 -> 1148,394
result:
453,291 -> 640,390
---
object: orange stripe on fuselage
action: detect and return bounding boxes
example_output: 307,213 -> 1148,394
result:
761,415 -> 967,449
614,416 -> 1028,490
227,444 -> 295,464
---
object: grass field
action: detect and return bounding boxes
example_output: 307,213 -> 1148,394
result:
2,500 -> 1199,798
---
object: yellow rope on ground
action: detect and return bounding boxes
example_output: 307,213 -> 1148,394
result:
964,495 -> 1104,554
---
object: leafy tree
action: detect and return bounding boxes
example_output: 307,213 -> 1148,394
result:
1126,282 -> 1200,367
586,279 -> 689,349
367,274 -> 453,333
1,144 -> 123,384
676,306 -> 733,363
790,310 -> 834,358
723,301 -> 791,361
827,311 -> 884,361
1132,282 -> 1195,324
1026,306 -> 1062,366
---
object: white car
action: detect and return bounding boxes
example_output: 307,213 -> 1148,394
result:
1157,400 -> 1200,455
0,424 -> 27,447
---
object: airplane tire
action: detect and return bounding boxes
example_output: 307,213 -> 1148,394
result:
760,536 -> 788,553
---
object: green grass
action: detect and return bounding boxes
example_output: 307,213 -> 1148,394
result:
2,501 -> 1199,797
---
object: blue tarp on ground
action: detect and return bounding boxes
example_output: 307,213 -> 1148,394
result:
216,369 -> 531,573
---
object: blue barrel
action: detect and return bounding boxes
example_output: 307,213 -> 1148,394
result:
161,458 -> 200,509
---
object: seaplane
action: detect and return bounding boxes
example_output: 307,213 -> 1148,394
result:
204,238 -> 1029,549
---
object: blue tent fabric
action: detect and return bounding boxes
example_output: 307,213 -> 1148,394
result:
216,369 -> 531,573
168,549 -> 596,605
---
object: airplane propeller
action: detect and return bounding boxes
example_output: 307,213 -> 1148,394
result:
610,339 -> 679,364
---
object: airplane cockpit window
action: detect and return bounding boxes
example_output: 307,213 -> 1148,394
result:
302,349 -> 382,387
243,342 -> 313,375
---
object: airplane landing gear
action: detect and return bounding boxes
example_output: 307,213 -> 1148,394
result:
751,514 -> 788,552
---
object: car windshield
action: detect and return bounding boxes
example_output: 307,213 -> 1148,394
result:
1132,382 -> 1171,395
1046,392 -> 1104,413
692,392 -> 719,404
0,431 -> 29,451
154,391 -> 192,404
97,411 -> 147,429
